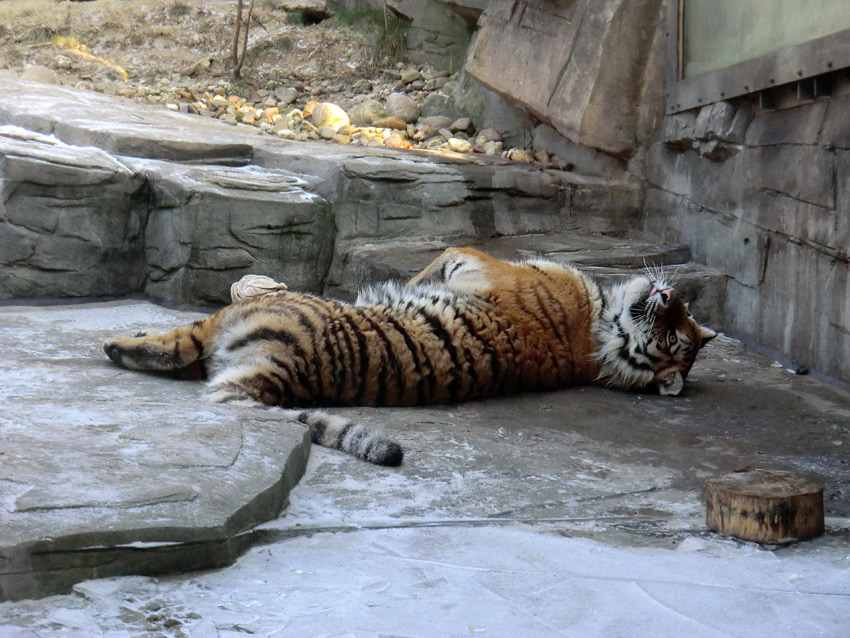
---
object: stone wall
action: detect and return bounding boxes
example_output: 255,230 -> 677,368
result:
131,160 -> 334,305
2,80 -> 625,308
644,89 -> 850,383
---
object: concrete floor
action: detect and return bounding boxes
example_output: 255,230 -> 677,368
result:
1,300 -> 849,636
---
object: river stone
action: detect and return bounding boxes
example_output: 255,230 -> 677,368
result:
21,65 -> 57,84
384,133 -> 407,149
385,92 -> 420,123
372,116 -> 408,130
53,55 -> 72,70
448,138 -> 472,153
311,102 -> 350,130
451,117 -> 472,132
419,116 -> 453,137
419,93 -> 465,121
503,148 -> 533,163
478,128 -> 503,142
352,78 -> 372,93
274,86 -> 299,104
482,140 -> 504,155
349,99 -> 388,127
400,68 -> 422,84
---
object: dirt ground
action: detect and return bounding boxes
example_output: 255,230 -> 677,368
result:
0,0 -> 403,107
0,0 -> 560,163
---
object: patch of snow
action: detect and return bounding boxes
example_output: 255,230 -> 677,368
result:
3,527 -> 848,637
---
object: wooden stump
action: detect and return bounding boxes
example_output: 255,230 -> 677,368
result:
704,469 -> 824,543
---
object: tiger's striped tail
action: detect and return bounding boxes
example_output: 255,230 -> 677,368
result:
284,409 -> 404,466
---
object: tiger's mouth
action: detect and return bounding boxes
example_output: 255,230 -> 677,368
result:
649,283 -> 674,306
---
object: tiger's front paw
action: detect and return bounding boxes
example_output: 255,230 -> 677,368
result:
656,370 -> 684,396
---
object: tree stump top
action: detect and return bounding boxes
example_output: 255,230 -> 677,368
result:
704,468 -> 825,544
706,468 -> 823,499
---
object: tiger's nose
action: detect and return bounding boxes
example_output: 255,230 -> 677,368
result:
650,284 -> 674,305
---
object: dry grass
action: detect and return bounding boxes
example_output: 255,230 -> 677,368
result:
0,0 -> 402,90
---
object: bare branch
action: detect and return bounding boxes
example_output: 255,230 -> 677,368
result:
233,0 -> 255,79
231,0 -> 243,70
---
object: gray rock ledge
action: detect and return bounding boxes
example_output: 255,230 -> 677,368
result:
0,301 -> 311,601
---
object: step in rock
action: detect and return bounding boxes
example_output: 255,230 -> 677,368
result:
0,127 -> 333,305
257,146 -> 571,240
0,79 -> 254,164
0,301 -> 311,601
1,79 -> 647,306
0,125 -> 146,299
324,234 -> 725,329
0,77 -> 721,327
124,158 -> 333,305
1,78 -> 638,241
325,233 -> 694,295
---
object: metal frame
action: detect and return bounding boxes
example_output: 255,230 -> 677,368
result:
666,0 -> 850,114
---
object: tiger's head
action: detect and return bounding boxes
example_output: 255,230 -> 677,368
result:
595,275 -> 716,396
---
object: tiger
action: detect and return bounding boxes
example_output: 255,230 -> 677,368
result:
103,247 -> 716,466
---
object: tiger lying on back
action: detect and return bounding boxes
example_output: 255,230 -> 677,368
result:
103,247 -> 716,466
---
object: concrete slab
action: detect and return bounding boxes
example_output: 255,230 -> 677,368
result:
1,298 -> 849,632
5,527 -> 845,637
0,301 -> 311,601
0,298 -> 849,633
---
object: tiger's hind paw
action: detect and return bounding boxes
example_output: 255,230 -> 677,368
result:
103,336 -> 139,369
230,274 -> 288,303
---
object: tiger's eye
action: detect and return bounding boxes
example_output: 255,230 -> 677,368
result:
668,333 -> 678,345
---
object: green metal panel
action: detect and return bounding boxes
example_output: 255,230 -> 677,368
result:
683,0 -> 850,78
667,1 -> 850,113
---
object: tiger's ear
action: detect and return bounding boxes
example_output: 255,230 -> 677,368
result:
699,326 -> 717,349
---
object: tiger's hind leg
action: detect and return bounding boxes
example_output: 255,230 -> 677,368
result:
206,363 -> 288,406
406,247 -> 495,295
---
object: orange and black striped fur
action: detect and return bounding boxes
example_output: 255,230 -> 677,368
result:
104,248 -> 716,465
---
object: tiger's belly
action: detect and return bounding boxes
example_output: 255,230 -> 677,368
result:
209,295 -> 598,408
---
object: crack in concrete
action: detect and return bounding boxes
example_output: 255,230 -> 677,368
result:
547,2 -> 587,111
487,487 -> 664,519
647,184 -> 849,263
251,514 -> 657,546
757,186 -> 834,212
